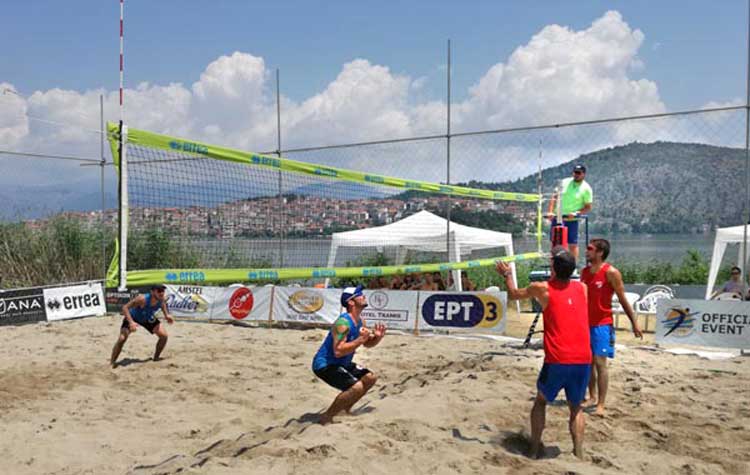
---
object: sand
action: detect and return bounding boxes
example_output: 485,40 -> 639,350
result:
1,311 -> 748,475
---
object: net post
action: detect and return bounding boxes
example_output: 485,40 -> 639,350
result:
275,68 -> 284,268
445,39 -> 453,289
118,122 -> 128,291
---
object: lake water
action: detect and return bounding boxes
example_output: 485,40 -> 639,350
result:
516,234 -> 720,264
194,233 -> 737,268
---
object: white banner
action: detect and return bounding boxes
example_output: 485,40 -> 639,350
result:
210,285 -> 273,322
361,289 -> 419,331
656,299 -> 750,349
418,291 -> 507,333
164,285 -> 223,319
164,284 -> 272,321
272,287 -> 341,324
43,283 -> 106,321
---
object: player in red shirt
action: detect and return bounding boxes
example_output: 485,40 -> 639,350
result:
581,238 -> 643,416
496,247 -> 591,459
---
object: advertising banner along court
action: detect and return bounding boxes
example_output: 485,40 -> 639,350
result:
211,285 -> 273,322
0,287 -> 46,326
656,299 -> 750,350
272,287 -> 342,324
419,291 -> 507,333
43,283 -> 106,321
361,290 -> 419,331
164,284 -> 272,322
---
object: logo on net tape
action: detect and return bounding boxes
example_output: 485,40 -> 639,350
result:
422,294 -> 502,328
165,271 -> 204,283
288,290 -> 324,314
661,307 -> 698,338
228,287 -> 254,320
313,167 -> 338,177
250,154 -> 281,168
169,140 -> 208,155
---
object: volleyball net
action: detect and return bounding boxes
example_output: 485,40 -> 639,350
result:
106,123 -> 543,288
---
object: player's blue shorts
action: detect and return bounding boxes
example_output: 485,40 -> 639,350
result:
590,324 -> 615,358
550,217 -> 580,244
537,363 -> 591,406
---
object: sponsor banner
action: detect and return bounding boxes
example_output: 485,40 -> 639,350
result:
105,287 -> 145,313
418,291 -> 507,333
0,287 -> 46,326
361,290 -> 418,331
272,287 -> 341,324
210,285 -> 273,322
656,299 -> 750,350
164,285 -> 223,319
43,283 -> 106,321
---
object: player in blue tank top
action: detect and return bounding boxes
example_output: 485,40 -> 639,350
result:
110,284 -> 174,368
312,284 -> 386,424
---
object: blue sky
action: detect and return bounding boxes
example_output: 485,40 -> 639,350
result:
0,1 -> 747,217
1,0 -> 746,108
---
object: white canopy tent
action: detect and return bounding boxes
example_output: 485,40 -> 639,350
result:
325,210 -> 519,292
706,224 -> 750,299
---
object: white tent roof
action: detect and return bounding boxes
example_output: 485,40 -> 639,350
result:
707,224 -> 750,298
329,210 -> 513,253
326,210 -> 517,293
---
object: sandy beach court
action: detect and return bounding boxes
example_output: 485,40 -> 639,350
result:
1,311 -> 748,474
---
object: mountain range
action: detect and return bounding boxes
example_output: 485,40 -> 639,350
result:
5,141 -> 743,234
469,141 -> 744,234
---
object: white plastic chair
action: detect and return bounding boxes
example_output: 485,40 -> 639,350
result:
612,292 -> 640,330
634,285 -> 676,332
713,292 -> 743,301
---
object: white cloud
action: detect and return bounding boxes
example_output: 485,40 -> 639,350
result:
284,59 -> 414,145
0,84 -> 29,147
702,98 -> 744,109
457,10 -> 664,131
411,76 -> 428,91
4,10 -> 727,202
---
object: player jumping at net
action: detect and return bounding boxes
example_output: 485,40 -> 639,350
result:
496,247 -> 591,459
110,284 -> 174,368
312,284 -> 386,424
581,238 -> 643,416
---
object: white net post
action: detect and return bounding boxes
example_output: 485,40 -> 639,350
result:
118,123 -> 129,291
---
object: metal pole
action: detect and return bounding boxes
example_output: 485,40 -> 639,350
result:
537,140 -> 543,254
100,95 -> 106,280
276,68 -> 284,268
446,39 -> 460,290
743,0 -> 750,294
